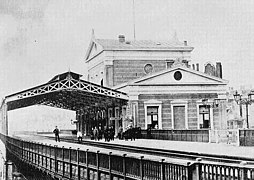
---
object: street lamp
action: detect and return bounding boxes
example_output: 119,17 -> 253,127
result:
233,90 -> 254,129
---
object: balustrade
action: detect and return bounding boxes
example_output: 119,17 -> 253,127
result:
0,133 -> 254,180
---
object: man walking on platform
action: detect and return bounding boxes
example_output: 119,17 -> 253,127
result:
53,126 -> 60,142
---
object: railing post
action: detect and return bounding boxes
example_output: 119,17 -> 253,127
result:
240,161 -> 247,180
123,154 -> 127,180
160,159 -> 165,180
86,149 -> 89,180
5,161 -> 13,180
62,146 -> 65,177
32,142 -> 35,165
27,141 -> 31,163
193,158 -> 202,180
37,143 -> 40,167
44,143 -> 47,170
96,150 -> 100,180
186,162 -> 193,180
69,147 -> 72,179
41,143 -> 44,168
77,148 -> 80,180
140,156 -> 144,180
21,141 -> 24,160
54,145 -> 58,175
109,152 -> 112,180
49,144 -> 52,172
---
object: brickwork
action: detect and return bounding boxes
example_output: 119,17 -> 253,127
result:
138,101 -> 146,128
162,100 -> 171,128
213,108 -> 220,129
188,101 -> 198,129
113,60 -> 165,86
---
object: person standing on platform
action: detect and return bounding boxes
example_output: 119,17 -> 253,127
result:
118,126 -> 123,140
53,126 -> 60,142
110,126 -> 115,141
104,126 -> 109,142
98,126 -> 102,141
93,126 -> 98,141
77,131 -> 83,143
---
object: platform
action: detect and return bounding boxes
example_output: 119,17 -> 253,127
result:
14,133 -> 254,161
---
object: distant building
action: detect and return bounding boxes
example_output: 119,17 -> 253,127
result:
85,32 -> 228,131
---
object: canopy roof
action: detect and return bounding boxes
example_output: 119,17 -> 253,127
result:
4,71 -> 128,111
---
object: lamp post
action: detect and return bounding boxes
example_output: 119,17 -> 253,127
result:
233,90 -> 254,129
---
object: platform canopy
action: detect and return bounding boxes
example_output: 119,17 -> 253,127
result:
3,71 -> 129,111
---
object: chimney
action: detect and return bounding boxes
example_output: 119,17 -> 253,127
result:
196,63 -> 199,71
118,35 -> 125,43
184,41 -> 187,46
192,64 -> 195,70
216,62 -> 222,78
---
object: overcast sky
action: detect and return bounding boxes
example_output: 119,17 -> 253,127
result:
1,0 -> 254,99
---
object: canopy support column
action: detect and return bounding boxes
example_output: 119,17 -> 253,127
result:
0,102 -> 8,135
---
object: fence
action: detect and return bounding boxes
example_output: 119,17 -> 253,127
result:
239,129 -> 254,146
209,129 -> 239,145
209,129 -> 254,146
0,134 -> 254,180
141,129 -> 209,142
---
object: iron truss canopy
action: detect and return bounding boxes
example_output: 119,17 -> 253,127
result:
5,71 -> 128,111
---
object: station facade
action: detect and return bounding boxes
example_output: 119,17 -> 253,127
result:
85,33 -> 228,131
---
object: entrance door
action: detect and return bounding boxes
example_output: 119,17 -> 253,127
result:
173,106 -> 185,129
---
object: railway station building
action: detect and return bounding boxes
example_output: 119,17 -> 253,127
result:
0,33 -> 229,138
85,33 -> 228,131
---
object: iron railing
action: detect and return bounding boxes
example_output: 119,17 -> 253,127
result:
0,134 -> 254,180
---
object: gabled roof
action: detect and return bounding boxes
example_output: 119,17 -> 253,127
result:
4,71 -> 128,111
48,71 -> 82,82
114,65 -> 228,90
85,36 -> 194,61
94,39 -> 193,50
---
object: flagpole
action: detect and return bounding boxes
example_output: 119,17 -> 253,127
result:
133,0 -> 136,40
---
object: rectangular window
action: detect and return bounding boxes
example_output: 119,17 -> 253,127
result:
199,105 -> 210,129
147,106 -> 158,129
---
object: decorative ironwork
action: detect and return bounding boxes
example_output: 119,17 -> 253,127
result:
233,90 -> 254,129
6,75 -> 128,103
2,71 -> 128,112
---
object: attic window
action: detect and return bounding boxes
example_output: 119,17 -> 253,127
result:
174,71 -> 182,81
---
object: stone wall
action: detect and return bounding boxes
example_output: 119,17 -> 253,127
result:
138,93 -> 218,129
113,60 -> 165,86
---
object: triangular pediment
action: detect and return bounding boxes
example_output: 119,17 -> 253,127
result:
129,67 -> 228,86
85,39 -> 103,61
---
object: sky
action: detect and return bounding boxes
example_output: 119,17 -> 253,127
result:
1,0 -> 254,99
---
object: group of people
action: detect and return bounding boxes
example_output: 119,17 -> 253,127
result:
90,126 -> 115,142
52,124 -> 140,143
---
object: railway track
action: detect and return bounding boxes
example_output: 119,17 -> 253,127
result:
37,134 -> 254,165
